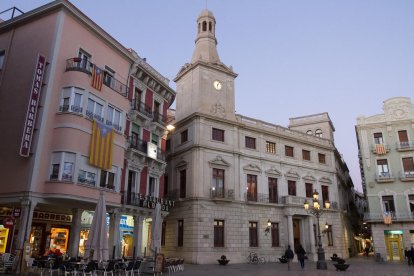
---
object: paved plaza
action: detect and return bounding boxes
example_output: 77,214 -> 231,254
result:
176,255 -> 414,276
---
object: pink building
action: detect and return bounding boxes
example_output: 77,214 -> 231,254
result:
0,0 -> 175,263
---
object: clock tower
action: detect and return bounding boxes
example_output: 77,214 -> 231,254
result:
174,9 -> 237,122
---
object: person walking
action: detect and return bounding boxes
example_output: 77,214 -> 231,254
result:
297,244 -> 306,269
284,245 -> 294,270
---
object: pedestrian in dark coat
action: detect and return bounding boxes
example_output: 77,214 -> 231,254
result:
284,245 -> 294,270
297,244 -> 306,269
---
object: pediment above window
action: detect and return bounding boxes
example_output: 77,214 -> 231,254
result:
243,163 -> 261,173
265,167 -> 281,177
319,176 -> 332,184
302,174 -> 316,182
284,169 -> 300,179
209,155 -> 230,167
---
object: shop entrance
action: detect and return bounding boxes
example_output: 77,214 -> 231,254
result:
384,230 -> 403,261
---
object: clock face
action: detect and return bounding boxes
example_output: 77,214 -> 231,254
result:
213,80 -> 222,90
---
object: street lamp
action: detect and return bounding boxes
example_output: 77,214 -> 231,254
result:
304,190 -> 330,270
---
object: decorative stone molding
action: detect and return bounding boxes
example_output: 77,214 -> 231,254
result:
210,103 -> 226,118
319,176 -> 332,184
265,167 -> 281,177
243,164 -> 261,173
378,189 -> 397,197
302,174 -> 316,182
284,169 -> 299,179
208,155 -> 230,167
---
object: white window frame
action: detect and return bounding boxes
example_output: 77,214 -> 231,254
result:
78,49 -> 91,69
77,155 -> 98,186
86,96 -> 104,122
99,165 -> 118,191
50,152 -> 76,181
106,105 -> 122,131
377,159 -> 390,177
60,87 -> 84,114
148,175 -> 159,197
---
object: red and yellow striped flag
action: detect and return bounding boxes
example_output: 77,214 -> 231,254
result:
91,65 -> 103,91
375,144 -> 386,155
89,120 -> 114,169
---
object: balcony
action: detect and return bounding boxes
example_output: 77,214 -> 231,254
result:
131,101 -> 153,119
371,143 -> 390,155
153,112 -> 167,125
65,57 -> 92,74
363,211 -> 414,222
244,193 -> 282,204
400,171 -> 414,182
375,172 -> 395,183
103,76 -> 128,97
59,104 -> 83,114
210,189 -> 235,200
127,137 -> 165,161
121,192 -> 174,211
396,141 -> 414,151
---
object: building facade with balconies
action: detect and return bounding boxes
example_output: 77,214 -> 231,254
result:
356,96 -> 414,261
163,9 -> 355,264
0,0 -> 175,263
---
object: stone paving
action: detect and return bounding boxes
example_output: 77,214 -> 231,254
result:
174,255 -> 414,276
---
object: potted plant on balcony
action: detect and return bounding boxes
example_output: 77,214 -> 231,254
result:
217,255 -> 230,265
333,257 -> 350,271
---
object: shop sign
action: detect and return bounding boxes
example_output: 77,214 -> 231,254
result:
136,194 -> 175,211
384,230 -> 403,235
3,217 -> 14,228
13,208 -> 21,218
33,211 -> 72,223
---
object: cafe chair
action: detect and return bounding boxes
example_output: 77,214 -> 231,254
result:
81,261 -> 97,276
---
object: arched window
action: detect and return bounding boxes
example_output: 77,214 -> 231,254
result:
306,130 -> 313,135
202,21 -> 207,31
315,129 -> 323,138
209,21 -> 212,31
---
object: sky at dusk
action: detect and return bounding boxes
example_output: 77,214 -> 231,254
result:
2,0 -> 414,192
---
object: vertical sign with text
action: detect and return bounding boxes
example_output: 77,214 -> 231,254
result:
19,54 -> 46,157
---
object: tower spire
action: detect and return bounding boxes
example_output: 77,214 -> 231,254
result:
191,9 -> 221,64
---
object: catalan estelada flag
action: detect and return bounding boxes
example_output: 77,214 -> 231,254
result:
89,120 -> 114,170
91,65 -> 103,91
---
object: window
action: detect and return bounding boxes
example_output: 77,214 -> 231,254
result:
322,185 -> 329,204
77,156 -> 98,186
285,146 -> 294,157
0,50 -> 5,70
77,49 -> 91,70
181,130 -> 188,143
131,123 -> 140,148
86,98 -> 104,122
326,225 -> 333,246
398,130 -> 409,148
271,223 -> 279,247
266,141 -> 276,154
302,150 -> 310,161
78,170 -> 96,186
100,169 -> 115,190
402,157 -> 414,176
212,168 -> 225,198
318,153 -> 326,164
106,105 -> 122,131
377,159 -> 389,177
214,220 -> 225,247
247,174 -> 257,201
268,177 -> 278,203
149,177 -> 157,196
382,195 -> 395,213
161,221 -> 166,246
305,183 -> 313,198
177,220 -> 184,247
50,152 -> 75,181
288,180 -> 296,196
152,133 -> 159,146
315,129 -> 323,138
249,221 -> 258,247
59,87 -> 83,114
212,128 -> 225,142
373,132 -> 383,145
245,136 -> 256,149
179,169 -> 186,198
306,130 -> 313,135
103,66 -> 115,88
408,195 -> 414,213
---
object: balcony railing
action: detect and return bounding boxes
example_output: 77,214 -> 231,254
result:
153,112 -> 167,125
131,101 -> 153,118
211,189 -> 235,200
85,110 -> 104,122
396,141 -> 414,151
103,76 -> 128,97
375,172 -> 395,183
128,136 -> 147,153
244,193 -> 283,203
371,143 -> 390,154
65,57 -> 92,74
362,211 -> 414,221
400,171 -> 414,181
59,104 -> 83,114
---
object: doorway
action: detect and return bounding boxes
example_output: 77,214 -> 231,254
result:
384,231 -> 403,261
293,219 -> 301,253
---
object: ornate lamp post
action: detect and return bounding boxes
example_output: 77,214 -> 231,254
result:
304,190 -> 330,270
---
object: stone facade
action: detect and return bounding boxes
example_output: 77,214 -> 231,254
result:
356,97 -> 414,261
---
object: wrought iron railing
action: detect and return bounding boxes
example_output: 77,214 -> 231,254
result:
65,57 -> 92,74
59,104 -> 83,114
85,110 -> 104,122
128,136 -> 147,153
375,172 -> 395,182
103,75 -> 128,97
131,101 -> 153,118
153,112 -> 167,125
396,141 -> 414,150
211,189 -> 235,200
399,171 -> 414,181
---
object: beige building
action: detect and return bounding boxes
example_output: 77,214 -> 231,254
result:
163,10 -> 355,264
356,97 -> 414,261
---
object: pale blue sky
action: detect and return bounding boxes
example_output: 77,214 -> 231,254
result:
2,0 -> 414,192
